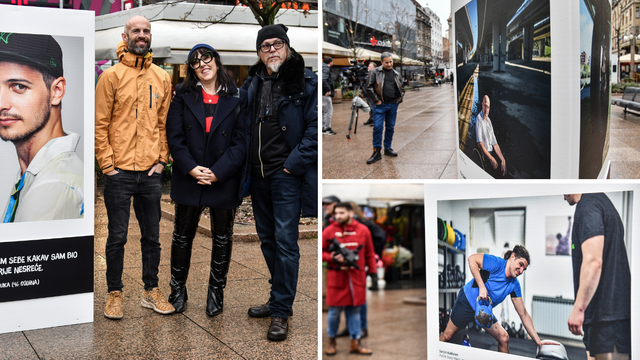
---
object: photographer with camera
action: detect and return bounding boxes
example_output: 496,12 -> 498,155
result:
365,52 -> 404,164
362,62 -> 377,126
322,56 -> 337,135
323,202 -> 377,356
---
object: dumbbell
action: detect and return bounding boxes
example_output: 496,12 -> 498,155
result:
447,264 -> 456,288
502,321 -> 511,336
454,265 -> 461,287
508,321 -> 518,337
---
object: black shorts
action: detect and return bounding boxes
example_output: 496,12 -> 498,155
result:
583,319 -> 631,355
450,288 -> 497,329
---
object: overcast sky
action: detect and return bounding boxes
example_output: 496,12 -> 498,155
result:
418,0 -> 451,28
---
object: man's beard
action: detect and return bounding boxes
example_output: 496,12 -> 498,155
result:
267,58 -> 283,73
127,34 -> 150,56
337,216 -> 351,225
0,103 -> 51,143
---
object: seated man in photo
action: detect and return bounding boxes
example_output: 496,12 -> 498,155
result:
476,95 -> 506,178
0,33 -> 84,223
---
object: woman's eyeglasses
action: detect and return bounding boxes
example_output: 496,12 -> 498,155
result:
189,52 -> 214,69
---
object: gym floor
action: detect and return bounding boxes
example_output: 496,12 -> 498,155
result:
448,329 -> 588,359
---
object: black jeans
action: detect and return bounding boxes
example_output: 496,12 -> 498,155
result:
104,169 -> 163,292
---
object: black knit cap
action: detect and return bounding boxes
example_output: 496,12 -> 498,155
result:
0,32 -> 63,78
256,24 -> 290,50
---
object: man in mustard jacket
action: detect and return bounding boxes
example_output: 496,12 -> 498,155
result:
95,15 -> 174,320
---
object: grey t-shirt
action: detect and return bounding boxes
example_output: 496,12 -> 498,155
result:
571,193 -> 631,324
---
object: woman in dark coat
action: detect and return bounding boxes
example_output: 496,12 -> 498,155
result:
165,44 -> 246,316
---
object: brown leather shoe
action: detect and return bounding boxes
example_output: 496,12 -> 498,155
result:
350,339 -> 372,355
325,337 -> 337,356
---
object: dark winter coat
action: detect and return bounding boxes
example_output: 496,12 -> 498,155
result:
322,62 -> 334,97
240,48 -> 318,217
166,84 -> 247,209
322,219 -> 377,307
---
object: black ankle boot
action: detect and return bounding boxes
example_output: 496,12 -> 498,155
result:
206,209 -> 235,317
168,232 -> 192,313
366,148 -> 382,164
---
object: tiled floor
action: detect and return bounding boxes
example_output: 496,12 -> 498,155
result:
323,87 -> 640,179
0,194 -> 318,359
322,85 -> 458,179
321,288 -> 427,359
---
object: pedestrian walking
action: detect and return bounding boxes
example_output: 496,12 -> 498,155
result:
322,56 -> 336,135
323,202 -> 376,356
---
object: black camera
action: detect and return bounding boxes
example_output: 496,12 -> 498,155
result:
342,61 -> 369,85
328,238 -> 363,269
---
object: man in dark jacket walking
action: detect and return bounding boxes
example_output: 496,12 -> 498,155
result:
365,52 -> 404,164
322,56 -> 336,135
241,24 -> 318,342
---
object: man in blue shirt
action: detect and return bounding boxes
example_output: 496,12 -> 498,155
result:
440,245 -> 551,353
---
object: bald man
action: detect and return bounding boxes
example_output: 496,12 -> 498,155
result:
564,194 -> 631,360
476,95 -> 506,177
96,15 -> 174,319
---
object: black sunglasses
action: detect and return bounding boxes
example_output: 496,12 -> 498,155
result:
189,51 -> 214,69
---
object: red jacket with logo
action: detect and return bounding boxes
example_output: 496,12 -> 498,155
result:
322,219 -> 377,307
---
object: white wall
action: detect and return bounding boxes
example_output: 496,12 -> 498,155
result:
437,192 -> 625,330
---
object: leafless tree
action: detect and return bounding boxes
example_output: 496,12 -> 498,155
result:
146,0 -> 316,27
385,2 -> 417,78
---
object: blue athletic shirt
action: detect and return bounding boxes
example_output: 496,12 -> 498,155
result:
463,254 -> 522,310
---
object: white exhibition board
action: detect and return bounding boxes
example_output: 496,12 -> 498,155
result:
452,0 -> 612,179
425,181 -> 638,360
0,6 -> 95,334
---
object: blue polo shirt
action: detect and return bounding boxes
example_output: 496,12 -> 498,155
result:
463,254 -> 522,310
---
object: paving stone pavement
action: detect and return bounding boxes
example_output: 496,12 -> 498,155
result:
321,288 -> 426,359
609,102 -> 640,178
322,85 -> 458,179
0,193 -> 318,359
323,87 -> 640,179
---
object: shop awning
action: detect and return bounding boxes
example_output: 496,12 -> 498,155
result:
619,53 -> 640,63
402,57 -> 424,66
322,41 -> 352,58
354,48 -> 382,61
95,20 -> 318,70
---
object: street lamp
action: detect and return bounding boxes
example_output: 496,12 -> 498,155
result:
624,28 -> 640,81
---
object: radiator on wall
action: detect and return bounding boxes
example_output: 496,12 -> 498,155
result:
531,296 -> 583,341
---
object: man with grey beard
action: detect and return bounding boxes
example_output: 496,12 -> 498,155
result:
95,15 -> 174,320
241,24 -> 318,342
0,33 -> 84,223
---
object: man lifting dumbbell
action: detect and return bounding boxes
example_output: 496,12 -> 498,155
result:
439,245 -> 552,353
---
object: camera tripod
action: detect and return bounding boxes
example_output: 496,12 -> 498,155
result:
346,82 -> 370,141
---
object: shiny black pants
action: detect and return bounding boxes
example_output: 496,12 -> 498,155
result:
168,203 -> 235,315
